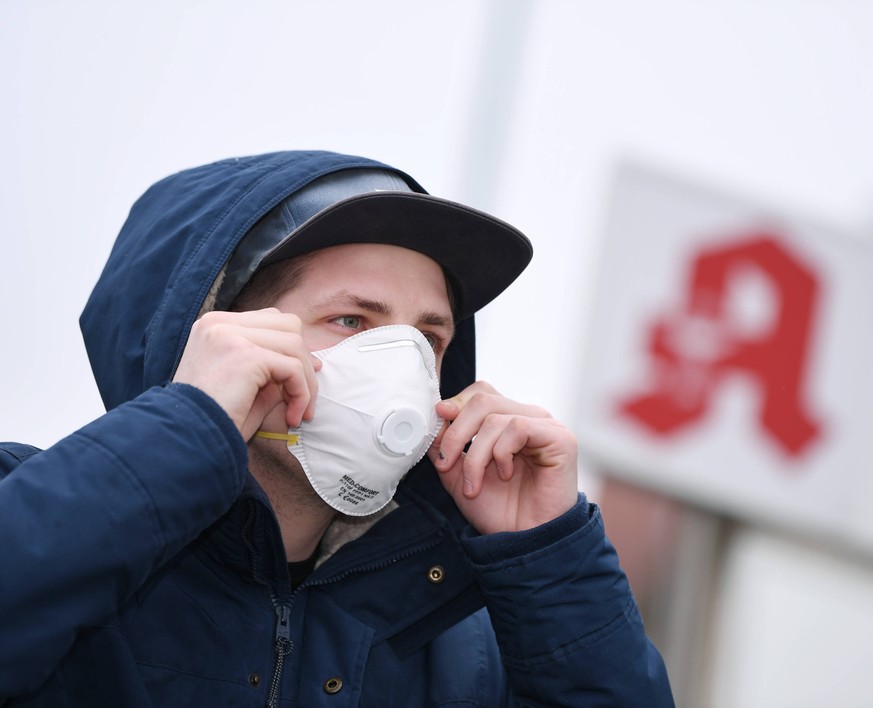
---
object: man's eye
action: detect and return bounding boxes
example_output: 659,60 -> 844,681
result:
422,332 -> 440,351
334,315 -> 362,329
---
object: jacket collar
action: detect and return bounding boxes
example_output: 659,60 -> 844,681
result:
194,458 -> 484,649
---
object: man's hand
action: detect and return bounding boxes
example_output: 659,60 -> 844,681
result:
428,381 -> 579,535
172,309 -> 321,441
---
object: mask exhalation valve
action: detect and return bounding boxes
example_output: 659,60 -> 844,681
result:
377,406 -> 428,456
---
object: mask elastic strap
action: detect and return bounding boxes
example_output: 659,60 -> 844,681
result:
254,431 -> 299,444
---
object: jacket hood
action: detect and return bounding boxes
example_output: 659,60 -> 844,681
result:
81,150 -> 478,411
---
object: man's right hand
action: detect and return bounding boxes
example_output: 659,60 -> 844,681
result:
172,309 -> 320,441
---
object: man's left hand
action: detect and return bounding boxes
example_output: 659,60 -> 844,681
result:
428,381 -> 579,535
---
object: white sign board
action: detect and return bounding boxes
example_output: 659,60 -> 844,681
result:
577,162 -> 873,552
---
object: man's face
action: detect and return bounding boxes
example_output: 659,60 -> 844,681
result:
241,242 -> 454,520
259,242 -> 455,433
273,242 -> 455,360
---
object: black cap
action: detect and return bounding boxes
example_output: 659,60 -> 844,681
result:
213,168 -> 533,320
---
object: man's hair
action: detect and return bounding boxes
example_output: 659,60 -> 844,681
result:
229,253 -> 317,312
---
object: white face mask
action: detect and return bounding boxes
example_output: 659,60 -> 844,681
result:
285,324 -> 443,516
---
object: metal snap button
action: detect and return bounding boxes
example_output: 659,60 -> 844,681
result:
248,672 -> 261,687
427,565 -> 445,584
323,676 -> 343,694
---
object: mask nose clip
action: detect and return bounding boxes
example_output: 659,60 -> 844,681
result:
377,406 -> 428,456
357,337 -> 437,380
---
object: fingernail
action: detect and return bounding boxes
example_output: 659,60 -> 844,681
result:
463,478 -> 473,495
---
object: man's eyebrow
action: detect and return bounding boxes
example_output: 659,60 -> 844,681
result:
418,311 -> 455,339
309,292 -> 391,315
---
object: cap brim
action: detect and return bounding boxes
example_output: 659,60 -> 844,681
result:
261,191 -> 533,321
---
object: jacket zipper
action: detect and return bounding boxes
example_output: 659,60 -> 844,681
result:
241,500 -> 294,707
260,540 -> 438,706
265,603 -> 293,708
244,487 -> 444,706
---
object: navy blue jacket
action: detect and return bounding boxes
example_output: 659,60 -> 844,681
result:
0,151 -> 674,706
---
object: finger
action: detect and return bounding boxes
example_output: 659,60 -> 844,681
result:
220,322 -> 319,425
460,413 -> 516,497
228,331 -> 318,419
436,391 -> 550,468
490,417 -> 528,481
301,354 -> 322,420
436,381 -> 500,421
460,415 -> 579,497
426,444 -> 451,474
235,321 -> 322,422
438,384 -> 551,428
426,445 -> 469,502
183,313 -> 311,387
241,382 -> 286,441
449,390 -> 551,421
214,324 -> 308,360
203,307 -> 304,334
233,353 -> 313,438
429,412 -> 448,450
272,354 -> 318,428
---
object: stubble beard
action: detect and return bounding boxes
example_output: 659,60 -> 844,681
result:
247,438 -> 336,519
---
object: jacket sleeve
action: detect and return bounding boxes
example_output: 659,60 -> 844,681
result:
0,384 -> 249,699
461,495 -> 675,707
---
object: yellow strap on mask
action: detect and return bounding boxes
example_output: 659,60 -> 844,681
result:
254,431 -> 299,444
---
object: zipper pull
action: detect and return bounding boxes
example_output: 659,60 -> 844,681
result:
267,605 -> 293,707
275,604 -> 291,643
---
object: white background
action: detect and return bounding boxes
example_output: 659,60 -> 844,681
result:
4,2 -> 873,706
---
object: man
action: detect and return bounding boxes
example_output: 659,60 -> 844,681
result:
0,150 -> 674,706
